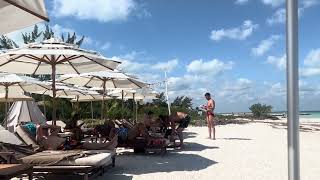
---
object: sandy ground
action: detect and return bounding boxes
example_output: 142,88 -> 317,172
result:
100,121 -> 320,180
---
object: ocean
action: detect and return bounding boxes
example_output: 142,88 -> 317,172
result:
299,111 -> 320,119
273,111 -> 320,120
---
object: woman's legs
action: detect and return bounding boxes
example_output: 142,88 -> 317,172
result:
206,116 -> 212,139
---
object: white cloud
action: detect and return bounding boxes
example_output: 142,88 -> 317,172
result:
120,51 -> 146,60
267,0 -> 319,25
303,0 -> 319,8
51,24 -> 100,47
301,68 -> 320,77
269,82 -> 286,96
100,42 -> 111,50
300,49 -> 320,77
267,54 -> 286,70
222,78 -> 252,92
52,0 -> 138,22
261,0 -> 285,7
51,24 -> 75,37
114,51 -> 179,83
251,35 -> 281,56
235,0 -> 249,5
266,8 -> 286,25
116,59 -> 148,73
152,59 -> 179,72
304,48 -> 320,67
261,0 -> 318,8
217,78 -> 255,103
186,59 -> 234,75
210,20 -> 258,41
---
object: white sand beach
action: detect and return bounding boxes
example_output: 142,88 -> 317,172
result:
101,121 -> 320,180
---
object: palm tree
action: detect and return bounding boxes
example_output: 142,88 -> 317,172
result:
0,35 -> 19,50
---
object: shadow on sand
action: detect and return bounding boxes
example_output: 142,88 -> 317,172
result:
183,131 -> 198,139
177,142 -> 219,151
97,174 -> 133,180
101,152 -> 217,179
219,138 -> 252,141
267,122 -> 320,132
99,132 -> 216,179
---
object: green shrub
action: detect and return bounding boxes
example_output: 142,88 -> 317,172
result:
249,103 -> 272,119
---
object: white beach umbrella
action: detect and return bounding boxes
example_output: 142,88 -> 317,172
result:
32,83 -> 102,117
0,73 -> 49,128
0,38 -> 121,124
0,0 -> 49,35
0,92 -> 33,102
109,89 -> 158,100
70,94 -> 111,120
59,71 -> 147,89
70,94 -> 109,102
34,83 -> 95,98
109,89 -> 158,122
59,71 -> 148,119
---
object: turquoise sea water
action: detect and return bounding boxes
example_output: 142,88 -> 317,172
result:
299,111 -> 320,119
275,111 -> 320,119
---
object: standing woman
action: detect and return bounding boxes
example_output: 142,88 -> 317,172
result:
203,92 -> 215,140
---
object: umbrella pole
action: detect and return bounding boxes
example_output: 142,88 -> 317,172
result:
135,100 -> 138,124
101,80 -> 106,120
164,71 -> 171,115
42,94 -> 46,118
121,90 -> 124,119
133,93 -> 135,124
4,85 -> 8,130
91,101 -> 93,120
75,95 -> 79,115
286,0 -> 300,180
51,63 -> 57,125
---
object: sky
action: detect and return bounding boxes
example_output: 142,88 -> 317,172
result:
5,0 -> 320,112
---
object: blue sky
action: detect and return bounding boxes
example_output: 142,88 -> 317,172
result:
6,0 -> 320,112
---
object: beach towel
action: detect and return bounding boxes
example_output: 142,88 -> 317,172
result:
20,150 -> 84,166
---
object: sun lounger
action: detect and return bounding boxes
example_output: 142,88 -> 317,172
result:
0,125 -> 116,179
0,164 -> 33,180
20,150 -> 115,180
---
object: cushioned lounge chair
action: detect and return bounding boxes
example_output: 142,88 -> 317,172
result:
1,125 -> 116,179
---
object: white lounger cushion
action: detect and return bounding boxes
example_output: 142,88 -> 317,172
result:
50,150 -> 113,167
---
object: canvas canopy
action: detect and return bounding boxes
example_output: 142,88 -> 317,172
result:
0,0 -> 49,35
0,38 -> 121,124
0,92 -> 33,102
4,100 -> 46,132
59,71 -> 148,119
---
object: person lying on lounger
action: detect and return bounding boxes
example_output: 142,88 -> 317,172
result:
36,123 -> 117,151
